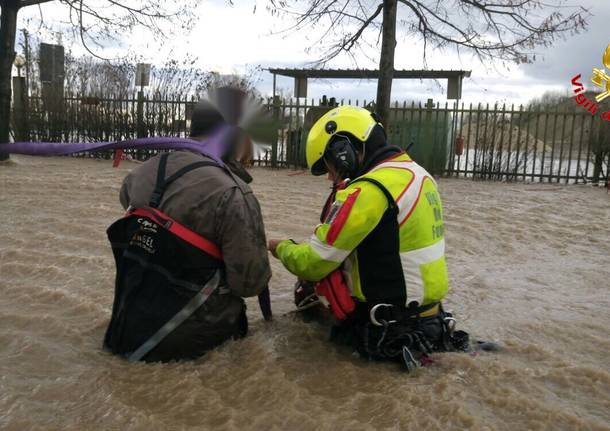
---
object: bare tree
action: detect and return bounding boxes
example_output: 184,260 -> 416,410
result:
270,0 -> 589,125
0,0 -> 201,161
20,28 -> 215,99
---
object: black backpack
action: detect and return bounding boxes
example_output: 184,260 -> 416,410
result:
103,153 -> 224,361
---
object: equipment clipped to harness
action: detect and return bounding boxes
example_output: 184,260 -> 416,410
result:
349,303 -> 471,372
314,270 -> 355,320
294,280 -> 320,311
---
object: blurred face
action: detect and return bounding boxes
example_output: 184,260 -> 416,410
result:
234,135 -> 250,162
225,131 -> 253,166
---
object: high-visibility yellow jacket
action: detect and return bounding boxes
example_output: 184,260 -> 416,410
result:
276,152 -> 448,307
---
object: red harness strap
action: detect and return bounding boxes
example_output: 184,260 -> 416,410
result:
326,187 -> 361,246
129,207 -> 223,260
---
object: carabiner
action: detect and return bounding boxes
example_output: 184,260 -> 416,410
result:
370,303 -> 397,327
444,317 -> 457,335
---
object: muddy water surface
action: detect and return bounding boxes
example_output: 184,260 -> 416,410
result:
1,156 -> 609,430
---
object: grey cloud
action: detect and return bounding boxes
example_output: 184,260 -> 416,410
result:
520,1 -> 610,84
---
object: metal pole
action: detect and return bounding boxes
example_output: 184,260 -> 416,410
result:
23,29 -> 29,96
137,85 -> 145,138
271,95 -> 280,168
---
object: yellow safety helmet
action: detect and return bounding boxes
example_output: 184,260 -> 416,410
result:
306,105 -> 381,176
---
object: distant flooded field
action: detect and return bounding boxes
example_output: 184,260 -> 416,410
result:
1,156 -> 609,431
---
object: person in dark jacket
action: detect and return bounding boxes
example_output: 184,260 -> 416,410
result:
104,100 -> 271,362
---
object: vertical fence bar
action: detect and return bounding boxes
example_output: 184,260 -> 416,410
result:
400,101 -> 407,151
464,103 -> 473,177
450,101 -> 459,176
591,116 -> 604,183
294,97 -> 299,169
456,101 -> 464,176
446,101 -> 454,174
584,114 -> 595,180
530,105 -> 541,182
497,103 -> 507,179
487,103 -> 498,179
408,101 -> 415,154
434,101 -> 443,176
472,103 -> 484,180
513,105 -> 524,177
556,105 -> 568,182
522,105 -> 533,181
505,104 -> 515,178
301,97 -> 309,169
392,100 -> 398,148
416,101 -> 424,155
565,106 -> 577,183
539,108 -> 549,180
548,106 -> 560,182
271,96 -> 280,168
574,112 -> 587,183
448,101 -> 457,176
282,98 -> 290,168
296,96 -> 301,169
287,98 -> 293,168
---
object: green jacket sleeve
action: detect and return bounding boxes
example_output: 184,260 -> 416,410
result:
276,182 -> 388,281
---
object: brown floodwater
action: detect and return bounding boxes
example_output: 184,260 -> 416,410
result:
1,156 -> 609,431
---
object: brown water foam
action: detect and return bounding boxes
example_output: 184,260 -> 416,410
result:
1,156 -> 609,430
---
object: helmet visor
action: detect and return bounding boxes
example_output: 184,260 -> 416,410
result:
310,157 -> 328,176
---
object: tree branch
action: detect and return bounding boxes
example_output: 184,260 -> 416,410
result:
316,2 -> 383,65
275,0 -> 589,66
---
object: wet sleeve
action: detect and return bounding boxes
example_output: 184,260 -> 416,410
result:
216,187 -> 272,298
276,184 -> 387,282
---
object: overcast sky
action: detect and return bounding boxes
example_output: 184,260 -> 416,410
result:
16,0 -> 610,105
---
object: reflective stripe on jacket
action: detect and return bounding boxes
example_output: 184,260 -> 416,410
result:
276,153 -> 448,306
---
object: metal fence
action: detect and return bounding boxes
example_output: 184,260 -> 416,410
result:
21,94 -> 195,160
271,98 -> 610,185
446,102 -> 610,184
17,94 -> 610,185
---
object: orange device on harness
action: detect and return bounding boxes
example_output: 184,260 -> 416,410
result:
315,270 -> 355,320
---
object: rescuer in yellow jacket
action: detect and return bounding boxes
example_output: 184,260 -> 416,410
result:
268,106 -> 470,370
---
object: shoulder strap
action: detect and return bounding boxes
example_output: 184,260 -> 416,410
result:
149,153 -> 221,208
349,177 -> 397,210
149,153 -> 170,207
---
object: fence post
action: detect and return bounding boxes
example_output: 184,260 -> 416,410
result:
423,98 -> 434,174
137,90 -> 145,138
271,95 -> 280,168
592,119 -> 609,183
